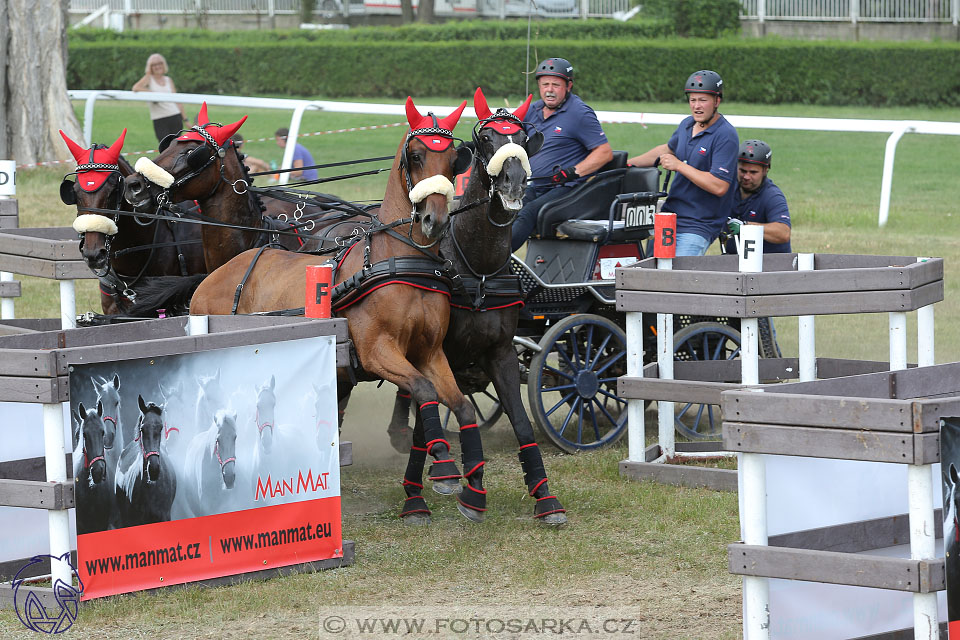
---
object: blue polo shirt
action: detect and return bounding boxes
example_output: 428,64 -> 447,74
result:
725,178 -> 792,254
662,115 -> 738,242
524,93 -> 608,187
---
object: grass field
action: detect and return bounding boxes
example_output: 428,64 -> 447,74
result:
0,96 -> 957,639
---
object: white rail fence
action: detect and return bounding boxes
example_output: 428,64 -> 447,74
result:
740,0 -> 960,24
68,89 -> 960,226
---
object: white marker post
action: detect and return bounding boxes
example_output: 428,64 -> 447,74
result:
654,212 -> 676,461
738,224 -> 769,640
44,402 -> 71,589
797,254 -> 816,382
187,314 -> 209,336
905,256 -> 938,639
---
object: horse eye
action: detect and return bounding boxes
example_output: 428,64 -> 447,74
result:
410,152 -> 422,165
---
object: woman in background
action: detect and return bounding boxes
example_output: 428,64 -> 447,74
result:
132,53 -> 186,143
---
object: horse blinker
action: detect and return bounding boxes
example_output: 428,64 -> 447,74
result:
158,134 -> 175,153
60,179 -> 77,205
187,145 -> 212,170
526,130 -> 544,157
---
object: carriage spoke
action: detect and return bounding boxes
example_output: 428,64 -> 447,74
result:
590,395 -> 621,427
555,396 -> 581,439
595,386 -> 626,406
543,363 -> 575,384
586,332 -> 614,370
575,399 -> 586,444
545,391 -> 579,419
585,402 -> 603,441
593,348 -> 625,377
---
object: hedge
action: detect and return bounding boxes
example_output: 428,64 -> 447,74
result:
68,19 -> 673,43
69,38 -> 960,106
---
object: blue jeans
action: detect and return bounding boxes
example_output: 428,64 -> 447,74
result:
674,232 -> 712,257
511,184 -> 574,251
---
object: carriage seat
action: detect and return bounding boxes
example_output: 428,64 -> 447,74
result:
535,160 -> 660,242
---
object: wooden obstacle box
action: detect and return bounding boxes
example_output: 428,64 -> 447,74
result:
0,315 -> 354,608
0,199 -> 17,230
722,364 -> 960,627
0,227 -> 92,281
615,253 -> 944,492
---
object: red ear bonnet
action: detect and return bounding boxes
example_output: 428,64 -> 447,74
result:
177,101 -> 247,148
475,89 -> 530,135
59,128 -> 127,192
405,97 -> 466,151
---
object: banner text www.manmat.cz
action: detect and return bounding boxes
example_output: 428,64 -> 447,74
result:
84,542 -> 202,575
84,519 -> 334,575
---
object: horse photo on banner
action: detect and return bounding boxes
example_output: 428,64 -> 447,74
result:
941,417 -> 960,638
68,335 -> 341,600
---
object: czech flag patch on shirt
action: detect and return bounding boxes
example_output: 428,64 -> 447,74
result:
698,146 -> 707,154
554,126 -> 563,133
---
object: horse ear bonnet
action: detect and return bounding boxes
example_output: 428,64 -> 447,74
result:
60,179 -> 77,205
158,134 -> 175,153
454,144 -> 473,175
186,145 -> 211,169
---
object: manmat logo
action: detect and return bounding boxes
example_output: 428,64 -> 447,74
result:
255,470 -> 331,502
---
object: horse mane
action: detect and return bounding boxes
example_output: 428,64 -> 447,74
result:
185,412 -> 227,503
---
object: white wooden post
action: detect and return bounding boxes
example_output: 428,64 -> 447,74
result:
1,271 -> 14,320
44,402 -> 71,589
739,224 -> 768,640
656,257 -> 674,460
902,258 -> 938,639
60,280 -> 76,330
757,0 -> 765,23
626,311 -> 645,463
850,0 -> 858,25
188,314 -> 209,336
797,253 -> 815,382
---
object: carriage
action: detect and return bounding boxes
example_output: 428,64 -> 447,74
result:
453,150 -> 781,453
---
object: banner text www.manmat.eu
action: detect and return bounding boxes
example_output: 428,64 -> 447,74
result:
78,497 -> 342,599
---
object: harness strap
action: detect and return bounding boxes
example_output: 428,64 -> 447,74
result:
232,243 -> 284,314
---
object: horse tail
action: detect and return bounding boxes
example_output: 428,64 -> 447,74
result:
126,274 -> 208,317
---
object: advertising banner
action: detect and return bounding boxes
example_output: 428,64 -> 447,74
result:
69,335 -> 341,600
942,417 -> 960,638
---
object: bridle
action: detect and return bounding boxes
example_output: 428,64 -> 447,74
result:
256,406 -> 274,436
214,439 -> 236,473
470,109 -> 535,229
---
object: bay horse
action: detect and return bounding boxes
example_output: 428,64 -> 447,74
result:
123,103 -> 340,272
188,97 -> 487,524
387,88 -> 565,524
59,129 -> 206,314
115,396 -> 177,527
73,401 -> 115,534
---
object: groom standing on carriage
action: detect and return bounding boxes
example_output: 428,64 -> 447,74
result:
510,57 -> 614,251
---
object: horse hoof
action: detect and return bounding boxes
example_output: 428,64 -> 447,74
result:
388,428 -> 413,455
402,513 -> 431,526
432,478 -> 459,495
456,500 -> 485,523
538,512 -> 568,527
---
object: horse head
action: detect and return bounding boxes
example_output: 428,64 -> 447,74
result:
255,375 -> 277,454
397,97 -> 468,242
59,129 -> 130,272
213,409 -> 238,489
91,374 -> 121,451
75,401 -> 107,485
124,102 -> 247,209
471,88 -> 540,212
137,395 -> 165,484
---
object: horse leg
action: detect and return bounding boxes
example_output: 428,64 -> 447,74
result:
387,388 -> 414,454
399,411 -> 431,525
484,344 -> 566,525
427,361 -> 486,523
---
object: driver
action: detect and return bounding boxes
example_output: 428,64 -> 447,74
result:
510,57 -> 613,250
628,70 -> 738,256
724,139 -> 792,254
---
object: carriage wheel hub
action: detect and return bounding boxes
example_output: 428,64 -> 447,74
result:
575,370 -> 599,398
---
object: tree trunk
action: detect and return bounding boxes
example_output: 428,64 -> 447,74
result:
416,0 -> 436,23
0,0 -> 82,164
400,0 -> 415,22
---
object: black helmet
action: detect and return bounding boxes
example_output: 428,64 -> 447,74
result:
739,139 -> 772,167
535,58 -> 574,82
684,70 -> 723,98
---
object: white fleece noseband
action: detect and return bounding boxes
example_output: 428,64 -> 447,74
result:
135,157 -> 175,189
486,143 -> 531,178
73,214 -> 119,236
408,175 -> 455,206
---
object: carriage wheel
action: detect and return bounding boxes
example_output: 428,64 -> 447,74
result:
528,314 -> 628,453
441,384 -> 504,433
671,322 -> 741,441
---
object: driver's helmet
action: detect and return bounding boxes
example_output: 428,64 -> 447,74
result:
739,139 -> 772,168
684,70 -> 723,98
535,58 -> 574,82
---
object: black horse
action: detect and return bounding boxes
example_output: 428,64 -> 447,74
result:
73,401 -> 116,534
59,129 -> 206,315
115,396 -> 176,527
392,88 -> 566,525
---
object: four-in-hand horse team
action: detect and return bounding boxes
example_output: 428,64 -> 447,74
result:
61,86 -> 568,526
